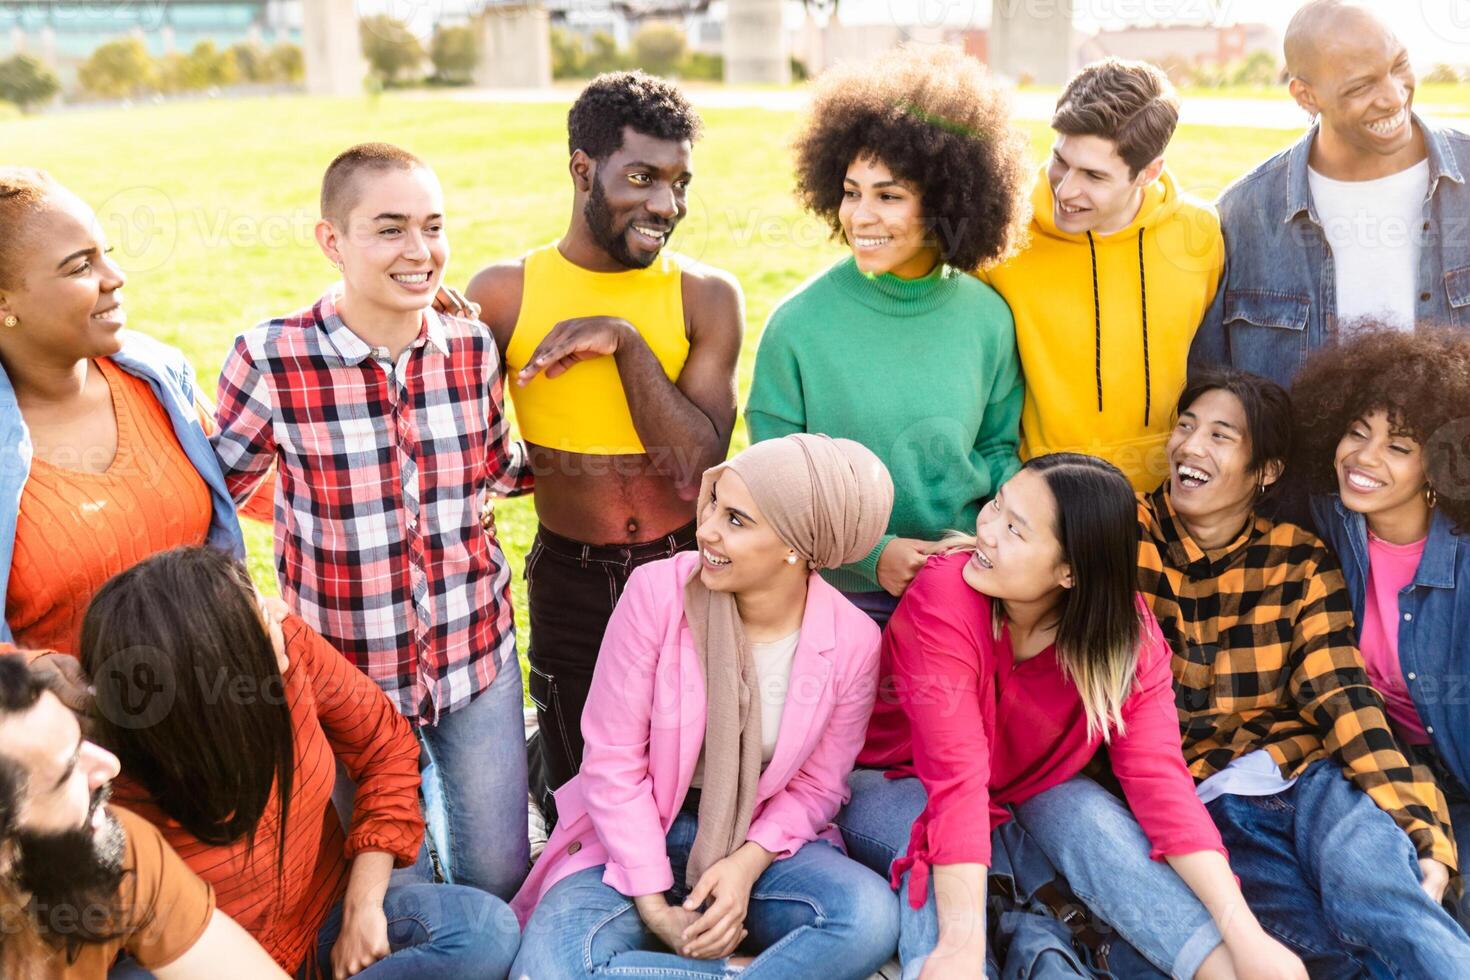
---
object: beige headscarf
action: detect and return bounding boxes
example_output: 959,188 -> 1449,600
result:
683,434 -> 894,884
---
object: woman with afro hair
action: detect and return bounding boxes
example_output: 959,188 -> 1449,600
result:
1295,324 -> 1470,923
744,44 -> 1030,628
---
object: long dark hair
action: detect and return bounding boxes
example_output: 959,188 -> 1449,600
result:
949,453 -> 1143,739
80,547 -> 294,872
1030,454 -> 1144,740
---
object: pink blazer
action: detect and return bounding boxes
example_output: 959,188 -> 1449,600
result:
511,550 -> 882,924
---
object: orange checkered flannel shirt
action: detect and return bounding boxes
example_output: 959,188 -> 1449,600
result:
1136,487 -> 1456,868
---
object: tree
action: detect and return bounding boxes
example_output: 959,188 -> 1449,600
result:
1424,63 -> 1462,85
585,31 -> 626,75
1230,49 -> 1279,87
0,54 -> 60,113
186,41 -> 240,88
229,41 -> 268,83
550,27 -> 587,79
267,43 -> 305,84
360,15 -> 425,84
430,24 -> 477,84
78,38 -> 157,98
631,22 -> 685,77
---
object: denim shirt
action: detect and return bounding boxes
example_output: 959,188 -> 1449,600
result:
1191,115 -> 1470,387
1310,494 -> 1470,797
0,332 -> 246,644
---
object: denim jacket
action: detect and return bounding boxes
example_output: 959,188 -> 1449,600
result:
1310,494 -> 1470,798
1191,115 -> 1470,387
1,332 -> 246,644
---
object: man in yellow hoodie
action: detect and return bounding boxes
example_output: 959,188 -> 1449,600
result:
983,59 -> 1224,491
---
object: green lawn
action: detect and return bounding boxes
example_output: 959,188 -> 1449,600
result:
4,94 -> 1308,693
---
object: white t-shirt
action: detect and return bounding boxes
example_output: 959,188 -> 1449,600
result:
1307,160 -> 1428,331
1195,749 -> 1299,805
690,630 -> 801,789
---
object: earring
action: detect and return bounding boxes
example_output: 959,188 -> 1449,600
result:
2,315 -> 16,328
1427,485 -> 1439,510
785,554 -> 798,565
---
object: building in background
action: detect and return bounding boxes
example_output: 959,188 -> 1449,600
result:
1077,22 -> 1279,81
1,0 -> 300,82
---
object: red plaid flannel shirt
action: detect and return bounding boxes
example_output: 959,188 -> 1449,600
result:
212,288 -> 533,724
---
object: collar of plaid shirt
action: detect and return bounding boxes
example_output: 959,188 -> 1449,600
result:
1146,485 -> 1267,577
315,286 -> 451,364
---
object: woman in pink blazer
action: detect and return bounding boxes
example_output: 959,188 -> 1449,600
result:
511,435 -> 899,979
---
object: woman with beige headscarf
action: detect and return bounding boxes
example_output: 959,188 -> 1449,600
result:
510,434 -> 900,979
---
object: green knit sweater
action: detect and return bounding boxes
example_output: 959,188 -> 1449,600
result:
746,256 -> 1023,593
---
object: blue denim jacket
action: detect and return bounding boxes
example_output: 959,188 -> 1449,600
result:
1310,494 -> 1470,798
1191,116 -> 1470,387
1,332 -> 246,644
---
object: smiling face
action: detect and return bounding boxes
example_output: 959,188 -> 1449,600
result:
0,690 -> 120,841
316,165 -> 447,317
838,155 -> 938,279
1335,409 -> 1431,525
0,187 -> 128,367
578,127 -> 691,270
961,469 -> 1073,605
1291,9 -> 1417,162
1167,387 -> 1278,532
1047,133 -> 1159,236
695,470 -> 806,595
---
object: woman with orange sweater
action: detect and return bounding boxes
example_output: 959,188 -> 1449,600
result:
80,547 -> 520,979
0,169 -> 263,659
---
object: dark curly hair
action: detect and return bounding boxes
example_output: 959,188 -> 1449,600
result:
790,45 -> 1031,272
1291,323 -> 1470,531
567,71 -> 703,161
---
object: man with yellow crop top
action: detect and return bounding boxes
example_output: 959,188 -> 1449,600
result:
467,72 -> 743,812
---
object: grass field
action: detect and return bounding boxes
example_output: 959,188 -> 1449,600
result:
5,93 -> 1312,691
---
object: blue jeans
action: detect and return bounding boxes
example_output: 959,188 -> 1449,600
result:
512,811 -> 899,979
417,654 -> 530,900
1206,758 -> 1470,979
835,770 -> 1219,979
109,883 -> 520,980
301,882 -> 521,979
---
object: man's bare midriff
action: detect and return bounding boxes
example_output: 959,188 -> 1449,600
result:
528,443 -> 697,545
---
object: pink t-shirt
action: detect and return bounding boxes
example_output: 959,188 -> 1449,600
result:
1360,533 -> 1430,745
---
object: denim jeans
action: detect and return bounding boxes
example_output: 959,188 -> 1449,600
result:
416,654 -> 530,900
1406,741 -> 1470,931
1205,758 -> 1470,979
511,811 -> 899,979
109,883 -> 520,980
835,770 -> 1221,979
301,882 -> 521,979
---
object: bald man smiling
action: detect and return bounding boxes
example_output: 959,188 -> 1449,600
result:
1190,0 -> 1470,387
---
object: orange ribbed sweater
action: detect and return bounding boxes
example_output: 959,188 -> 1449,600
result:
7,358 -> 212,654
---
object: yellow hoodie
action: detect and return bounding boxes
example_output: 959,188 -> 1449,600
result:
982,165 -> 1224,491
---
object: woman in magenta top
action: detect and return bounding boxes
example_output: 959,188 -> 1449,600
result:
837,453 -> 1302,980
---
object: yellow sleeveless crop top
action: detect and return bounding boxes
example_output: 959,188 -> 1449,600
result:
506,243 -> 691,455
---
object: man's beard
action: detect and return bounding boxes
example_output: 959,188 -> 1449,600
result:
13,785 -> 127,953
584,173 -> 666,270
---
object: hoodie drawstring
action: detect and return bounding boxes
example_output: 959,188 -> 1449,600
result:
1139,230 -> 1151,427
1086,229 -> 1153,427
1087,231 -> 1102,413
